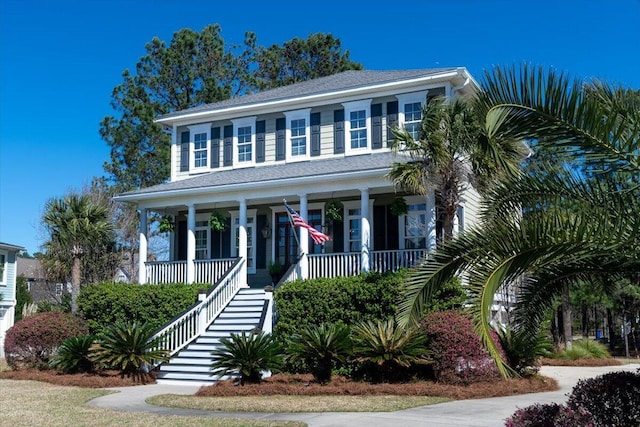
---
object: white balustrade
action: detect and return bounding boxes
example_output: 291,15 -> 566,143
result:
150,258 -> 245,360
145,261 -> 187,284
194,258 -> 237,284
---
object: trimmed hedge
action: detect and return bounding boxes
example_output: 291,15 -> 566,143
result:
77,282 -> 206,334
274,270 -> 404,338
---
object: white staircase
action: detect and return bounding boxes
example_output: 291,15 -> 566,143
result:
156,288 -> 267,386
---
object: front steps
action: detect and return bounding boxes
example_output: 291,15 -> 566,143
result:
156,288 -> 267,386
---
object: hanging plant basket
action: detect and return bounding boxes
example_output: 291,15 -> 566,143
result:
390,197 -> 409,216
158,216 -> 175,233
209,211 -> 228,231
325,199 -> 344,223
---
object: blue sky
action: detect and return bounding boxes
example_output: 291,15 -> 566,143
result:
1,0 -> 639,255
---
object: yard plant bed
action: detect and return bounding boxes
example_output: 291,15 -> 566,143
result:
0,368 -> 154,388
195,373 -> 558,400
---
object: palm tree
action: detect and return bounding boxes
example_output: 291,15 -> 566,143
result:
388,95 -> 525,241
42,193 -> 114,314
397,64 -> 640,376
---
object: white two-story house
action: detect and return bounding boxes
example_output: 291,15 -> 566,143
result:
115,68 -> 481,288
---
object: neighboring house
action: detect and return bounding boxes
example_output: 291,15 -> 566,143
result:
115,68 -> 481,287
0,242 -> 24,358
113,267 -> 131,283
16,256 -> 70,305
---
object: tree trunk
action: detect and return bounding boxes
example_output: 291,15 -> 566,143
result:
607,308 -> 616,348
562,282 -> 573,350
582,305 -> 589,338
551,307 -> 562,351
71,256 -> 82,314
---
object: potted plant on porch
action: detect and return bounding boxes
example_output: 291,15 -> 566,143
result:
267,260 -> 284,284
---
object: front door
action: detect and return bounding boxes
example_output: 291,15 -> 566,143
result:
275,209 -> 324,268
275,212 -> 298,269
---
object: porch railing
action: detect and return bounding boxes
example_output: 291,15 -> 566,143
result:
145,258 -> 237,284
150,258 -> 245,360
195,258 -> 237,283
305,248 -> 429,281
146,260 -> 187,284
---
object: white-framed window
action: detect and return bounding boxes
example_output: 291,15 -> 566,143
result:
0,250 -> 6,286
55,283 -> 63,296
400,201 -> 428,249
188,124 -> 211,170
232,117 -> 256,166
397,91 -> 427,141
230,209 -> 257,274
343,99 -> 372,154
284,109 -> 311,160
195,219 -> 210,260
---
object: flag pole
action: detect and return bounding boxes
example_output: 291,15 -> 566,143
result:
283,199 -> 304,254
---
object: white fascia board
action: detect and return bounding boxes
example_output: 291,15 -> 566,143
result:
156,70 -> 466,127
113,168 -> 392,206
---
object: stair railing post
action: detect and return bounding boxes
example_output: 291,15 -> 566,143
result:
263,286 -> 274,335
197,290 -> 208,334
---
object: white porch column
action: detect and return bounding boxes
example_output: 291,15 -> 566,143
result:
238,199 -> 249,287
360,188 -> 370,273
298,194 -> 309,279
426,191 -> 437,250
187,204 -> 196,283
138,208 -> 148,284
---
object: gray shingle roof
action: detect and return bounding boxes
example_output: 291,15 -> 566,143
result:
158,68 -> 459,121
120,152 -> 406,198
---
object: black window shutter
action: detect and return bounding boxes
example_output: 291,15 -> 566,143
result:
275,118 -> 286,161
180,131 -> 190,172
386,101 -> 398,147
371,103 -> 382,149
210,127 -> 220,169
223,125 -> 233,167
310,112 -> 321,157
256,120 -> 266,163
333,109 -> 344,154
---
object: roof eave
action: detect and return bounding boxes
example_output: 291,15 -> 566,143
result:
156,69 -> 469,126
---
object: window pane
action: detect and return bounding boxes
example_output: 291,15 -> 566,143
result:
349,109 -> 367,149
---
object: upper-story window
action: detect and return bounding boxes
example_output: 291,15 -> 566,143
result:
232,117 -> 256,166
284,108 -> 310,160
193,133 -> 208,167
188,124 -> 211,170
397,91 -> 427,142
343,99 -> 372,154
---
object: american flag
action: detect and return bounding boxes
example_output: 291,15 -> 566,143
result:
284,201 -> 331,245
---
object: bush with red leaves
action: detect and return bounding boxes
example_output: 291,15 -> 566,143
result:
421,310 -> 503,385
4,312 -> 88,370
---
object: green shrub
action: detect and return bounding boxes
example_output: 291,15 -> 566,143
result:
77,282 -> 205,333
14,276 -> 32,322
91,320 -> 168,383
274,270 -> 404,337
352,318 -> 430,382
287,323 -> 352,383
4,312 -> 88,370
50,335 -> 96,374
557,339 -> 611,360
211,331 -> 283,385
497,326 -> 552,376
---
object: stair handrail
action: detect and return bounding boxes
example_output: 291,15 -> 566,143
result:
150,257 -> 245,360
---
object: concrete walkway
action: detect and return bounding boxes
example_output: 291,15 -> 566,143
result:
88,363 -> 639,427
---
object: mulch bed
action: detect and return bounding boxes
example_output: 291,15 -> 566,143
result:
0,369 -> 155,388
195,373 -> 558,400
540,357 -> 622,367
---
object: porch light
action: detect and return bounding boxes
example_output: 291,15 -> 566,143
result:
261,225 -> 271,238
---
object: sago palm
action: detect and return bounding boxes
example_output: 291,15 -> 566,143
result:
351,318 -> 429,382
50,335 -> 96,374
397,64 -> 640,377
210,331 -> 283,385
90,320 -> 168,383
287,323 -> 352,383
